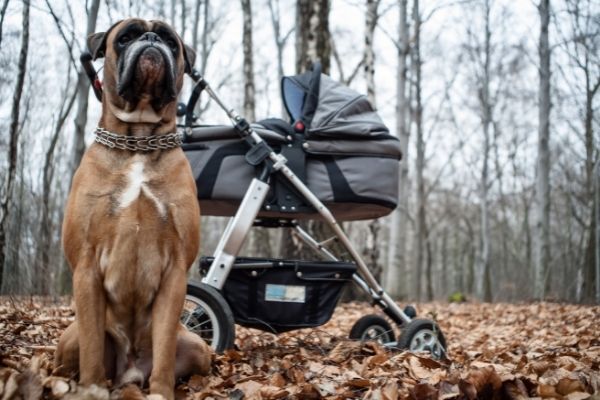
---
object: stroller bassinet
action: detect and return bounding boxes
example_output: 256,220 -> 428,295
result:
183,65 -> 402,221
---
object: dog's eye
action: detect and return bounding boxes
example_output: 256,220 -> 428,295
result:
118,35 -> 131,45
166,39 -> 177,51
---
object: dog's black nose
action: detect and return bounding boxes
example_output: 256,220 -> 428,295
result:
140,32 -> 161,44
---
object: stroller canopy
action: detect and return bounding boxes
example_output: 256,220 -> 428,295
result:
282,63 -> 390,139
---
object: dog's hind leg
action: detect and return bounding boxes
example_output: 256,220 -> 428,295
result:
174,327 -> 212,380
54,322 -> 117,381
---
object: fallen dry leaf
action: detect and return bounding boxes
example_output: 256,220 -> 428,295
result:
0,298 -> 599,399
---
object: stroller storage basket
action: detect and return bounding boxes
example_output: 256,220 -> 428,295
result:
200,257 -> 356,333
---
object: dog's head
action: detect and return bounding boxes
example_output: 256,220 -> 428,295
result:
89,18 -> 195,124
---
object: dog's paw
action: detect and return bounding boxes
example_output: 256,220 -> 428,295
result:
110,384 -> 145,400
119,366 -> 145,387
64,384 -> 110,400
146,394 -> 167,400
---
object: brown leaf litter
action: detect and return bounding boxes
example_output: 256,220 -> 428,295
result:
1,298 -> 599,399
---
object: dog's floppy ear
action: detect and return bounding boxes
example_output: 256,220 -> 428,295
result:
87,20 -> 123,60
183,44 -> 196,74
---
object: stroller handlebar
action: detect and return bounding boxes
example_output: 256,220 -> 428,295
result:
181,125 -> 239,143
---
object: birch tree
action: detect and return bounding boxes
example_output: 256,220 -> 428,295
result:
474,0 -> 493,302
362,0 -> 382,279
557,0 -> 600,302
241,0 -> 255,122
0,0 -> 9,50
241,0 -> 270,256
533,0 -> 551,300
295,0 -> 330,74
386,0 -> 409,299
71,0 -> 101,174
279,0 -> 332,260
411,0 -> 427,300
0,0 -> 29,292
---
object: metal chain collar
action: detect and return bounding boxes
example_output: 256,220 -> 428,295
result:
94,127 -> 183,151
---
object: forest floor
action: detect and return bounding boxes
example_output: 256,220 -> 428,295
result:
0,298 -> 599,399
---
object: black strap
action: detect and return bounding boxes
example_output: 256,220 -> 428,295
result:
185,78 -> 207,128
80,52 -> 103,102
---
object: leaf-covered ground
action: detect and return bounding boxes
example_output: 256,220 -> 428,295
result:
0,298 -> 598,399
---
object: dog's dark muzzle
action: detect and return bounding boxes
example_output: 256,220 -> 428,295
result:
117,38 -> 177,106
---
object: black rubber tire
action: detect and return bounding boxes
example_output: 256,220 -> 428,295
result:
182,282 -> 236,353
349,314 -> 396,345
397,318 -> 447,360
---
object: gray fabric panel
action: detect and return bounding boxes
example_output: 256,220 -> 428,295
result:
304,138 -> 402,158
309,75 -> 389,139
305,160 -> 334,202
212,155 -> 255,199
336,157 -> 399,205
185,138 -> 398,220
184,142 -> 225,175
311,76 -> 361,129
308,115 -> 389,138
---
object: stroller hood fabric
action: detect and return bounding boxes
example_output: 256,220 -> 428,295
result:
282,65 -> 391,140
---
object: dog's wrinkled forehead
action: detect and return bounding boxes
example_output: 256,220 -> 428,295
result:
87,18 -> 194,72
89,19 -> 175,58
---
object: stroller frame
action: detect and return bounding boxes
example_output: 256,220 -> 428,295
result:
77,52 -> 447,358
187,71 -> 411,325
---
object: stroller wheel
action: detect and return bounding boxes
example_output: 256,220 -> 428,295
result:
182,282 -> 236,353
349,314 -> 396,345
397,319 -> 447,360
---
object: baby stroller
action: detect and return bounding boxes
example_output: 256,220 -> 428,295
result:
178,63 -> 447,359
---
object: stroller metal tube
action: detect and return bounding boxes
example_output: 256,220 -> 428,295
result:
293,224 -> 383,302
202,178 -> 270,289
292,225 -> 338,261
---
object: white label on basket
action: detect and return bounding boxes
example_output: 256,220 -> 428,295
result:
265,284 -> 306,303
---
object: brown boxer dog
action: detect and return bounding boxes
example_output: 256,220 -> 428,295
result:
55,19 -> 211,399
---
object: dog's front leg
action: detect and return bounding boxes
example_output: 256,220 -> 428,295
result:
73,263 -> 107,386
149,263 -> 186,400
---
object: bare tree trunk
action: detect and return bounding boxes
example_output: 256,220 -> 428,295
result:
595,160 -> 600,303
582,69 -> 599,303
180,0 -> 186,38
192,0 -> 201,53
200,0 -> 210,75
280,0 -> 331,260
386,0 -> 409,299
0,0 -> 10,50
295,0 -> 330,74
241,0 -> 269,256
441,226 -> 448,297
362,0 -> 382,279
425,223 -> 433,300
241,0 -> 255,122
36,88 -> 78,295
364,0 -> 378,106
170,0 -> 176,27
412,0 -> 426,301
268,0 -> 294,117
0,0 -> 29,293
71,0 -> 101,175
475,0 -> 492,302
533,0 -> 551,300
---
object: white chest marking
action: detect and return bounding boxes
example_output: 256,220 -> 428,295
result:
119,160 -> 166,217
